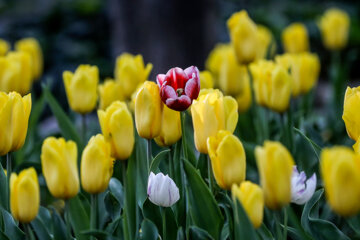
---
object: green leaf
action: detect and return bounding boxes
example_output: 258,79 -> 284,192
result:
142,199 -> 161,234
104,192 -> 121,221
293,127 -> 321,160
135,135 -> 148,208
82,230 -> 120,240
0,163 -> 8,209
67,195 -> 90,240
172,142 -> 185,227
51,209 -> 70,240
140,219 -> 158,240
233,198 -> 257,240
256,224 -> 275,240
108,178 -> 124,207
183,159 -> 223,239
1,209 -> 25,240
189,226 -> 214,240
30,207 -> 52,240
176,227 -> 185,240
149,149 -> 170,173
347,215 -> 360,236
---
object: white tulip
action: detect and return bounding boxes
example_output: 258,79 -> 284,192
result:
291,166 -> 316,205
147,172 -> 180,207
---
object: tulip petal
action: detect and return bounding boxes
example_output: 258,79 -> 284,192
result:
184,77 -> 200,101
165,95 -> 191,111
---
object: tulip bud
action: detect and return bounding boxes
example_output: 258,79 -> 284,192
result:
318,8 -> 350,50
282,23 -> 309,54
41,137 -> 79,199
10,167 -> 39,223
250,60 -> 292,112
0,92 -> 31,156
227,10 -> 257,64
115,53 -> 153,99
0,39 -> 9,56
342,86 -> 360,141
207,130 -> 246,189
154,104 -> 181,147
276,53 -> 320,97
98,79 -> 124,110
15,38 -> 43,80
321,147 -> 360,216
157,66 -> 200,111
6,51 -> 33,95
63,65 -> 99,114
291,166 -> 316,205
232,181 -> 264,228
81,134 -> 114,194
98,101 -> 134,160
205,43 -> 229,82
135,81 -> 162,139
255,141 -> 295,209
147,172 -> 180,207
191,89 -> 238,154
199,71 -> 214,89
256,25 -> 276,60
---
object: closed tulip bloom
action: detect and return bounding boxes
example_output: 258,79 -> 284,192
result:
155,104 -> 181,147
191,89 -> 238,153
343,86 -> 360,141
10,167 -> 39,223
232,181 -> 264,228
205,43 -> 230,82
291,166 -> 316,205
41,137 -> 79,199
147,172 -> 180,207
256,25 -> 276,60
321,147 -> 360,216
255,141 -> 295,209
276,53 -> 320,97
15,38 -> 43,80
207,130 -> 246,189
0,39 -> 9,56
115,53 -> 153,99
353,137 -> 360,154
199,71 -> 214,89
81,134 -> 114,194
135,81 -> 162,139
0,92 -> 31,156
250,60 -> 292,112
98,101 -> 134,160
63,65 -> 99,114
227,10 -> 257,64
319,8 -> 350,50
282,23 -> 309,53
98,79 -> 124,110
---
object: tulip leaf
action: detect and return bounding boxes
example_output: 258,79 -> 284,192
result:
176,227 -> 185,240
189,226 -> 214,240
135,135 -> 148,208
67,195 -> 90,240
105,191 -> 121,221
0,231 -> 10,240
109,178 -> 124,207
142,199 -> 162,234
301,189 -> 350,240
149,149 -> 170,174
51,209 -> 70,240
183,159 -> 223,239
139,219 -> 158,240
233,198 -> 257,240
0,163 -> 8,210
30,207 -> 52,240
293,127 -> 321,160
1,209 -> 25,240
347,215 -> 360,236
256,223 -> 275,240
105,216 -> 123,236
82,230 -> 120,240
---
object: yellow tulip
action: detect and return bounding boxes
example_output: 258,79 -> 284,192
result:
129,83 -> 143,113
256,25 -> 276,60
10,167 -> 39,223
81,134 -> 114,194
191,89 -> 238,153
321,147 -> 360,216
135,81 -> 162,139
115,53 -> 153,99
205,43 -> 229,83
154,104 -> 181,147
207,130 -> 246,189
199,71 -> 214,89
63,65 -> 99,114
227,10 -> 257,64
276,53 -> 320,97
15,38 -> 43,80
353,137 -> 360,154
343,86 -> 360,141
98,79 -> 124,110
0,39 -> 9,56
282,23 -> 309,53
255,141 -> 294,209
319,8 -> 350,50
0,92 -> 31,156
98,101 -> 134,160
232,181 -> 264,228
250,60 -> 292,112
41,137 -> 79,199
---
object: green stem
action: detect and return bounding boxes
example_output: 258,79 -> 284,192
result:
283,207 -> 288,240
6,153 -> 11,211
90,194 -> 98,240
168,146 -> 174,178
122,161 -> 127,186
180,111 -> 188,160
64,200 -> 72,239
207,155 -> 213,194
147,139 -> 152,173
275,211 -> 283,240
82,114 -> 87,144
25,223 -> 35,240
161,207 -> 166,240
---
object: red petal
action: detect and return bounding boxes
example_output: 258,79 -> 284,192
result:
184,75 -> 200,101
160,85 -> 177,103
157,74 -> 166,87
165,95 -> 191,111
184,66 -> 199,80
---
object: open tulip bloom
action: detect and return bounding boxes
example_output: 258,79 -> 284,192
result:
147,172 -> 180,207
291,166 -> 316,205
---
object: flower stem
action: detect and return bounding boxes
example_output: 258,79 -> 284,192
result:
283,207 -> 288,240
168,146 -> 174,178
82,114 -> 87,144
180,111 -> 188,160
6,153 -> 11,211
122,160 -> 127,186
161,207 -> 167,240
147,139 -> 152,173
207,155 -> 213,194
90,194 -> 98,240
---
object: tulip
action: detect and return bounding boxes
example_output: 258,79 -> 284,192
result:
157,66 -> 200,111
232,181 -> 264,228
227,10 -> 257,64
353,137 -> 360,154
15,38 -> 43,80
343,86 -> 360,141
205,43 -> 229,82
98,79 -> 124,110
207,130 -> 246,189
256,25 -> 276,60
250,60 -> 292,112
129,83 -> 143,113
41,137 -> 79,199
135,81 -> 162,139
81,134 -> 114,194
199,70 -> 214,89
154,104 -> 181,147
0,92 -> 31,156
291,166 -> 316,205
255,141 -> 294,209
98,101 -> 134,160
10,167 -> 39,223
63,65 -> 99,114
321,147 -> 360,216
115,53 -> 153,99
0,39 -> 9,56
191,89 -> 238,153
318,8 -> 350,50
282,23 -> 309,53
147,172 -> 180,207
276,53 -> 320,97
